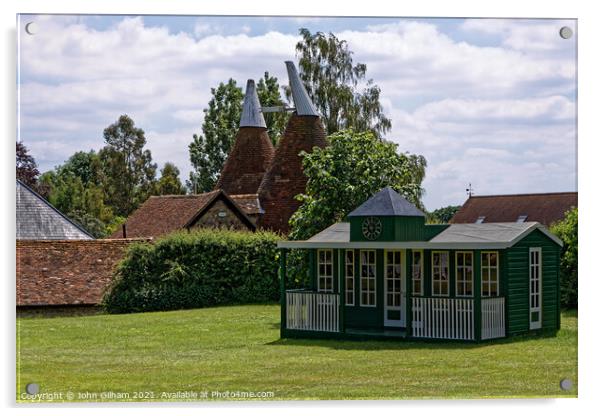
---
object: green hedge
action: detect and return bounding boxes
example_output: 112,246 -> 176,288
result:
103,229 -> 281,313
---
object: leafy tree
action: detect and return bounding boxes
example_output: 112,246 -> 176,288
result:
428,205 -> 461,224
58,150 -> 102,186
289,130 -> 426,240
156,162 -> 186,195
256,71 -> 289,145
188,79 -> 243,193
16,141 -> 40,188
99,115 -> 157,216
290,28 -> 392,138
550,207 -> 578,308
39,170 -> 115,238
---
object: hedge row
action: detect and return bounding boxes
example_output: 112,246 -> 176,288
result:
103,229 -> 281,313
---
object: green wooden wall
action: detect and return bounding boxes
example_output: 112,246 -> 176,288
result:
305,228 -> 560,335
505,229 -> 561,335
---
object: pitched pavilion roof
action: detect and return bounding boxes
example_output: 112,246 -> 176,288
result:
110,190 -> 258,238
16,180 -> 93,240
279,221 -> 562,249
451,192 -> 577,226
347,187 -> 425,217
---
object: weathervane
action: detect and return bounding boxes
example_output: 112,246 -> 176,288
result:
466,183 -> 474,197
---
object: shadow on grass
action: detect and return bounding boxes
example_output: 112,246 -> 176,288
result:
267,330 -> 560,351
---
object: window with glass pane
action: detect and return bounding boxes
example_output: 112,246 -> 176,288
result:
345,249 -> 354,305
360,250 -> 376,306
432,251 -> 449,296
481,251 -> 499,296
317,249 -> 333,292
456,251 -> 473,297
412,250 -> 423,295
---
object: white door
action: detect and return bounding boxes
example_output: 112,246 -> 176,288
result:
384,250 -> 406,327
529,247 -> 542,330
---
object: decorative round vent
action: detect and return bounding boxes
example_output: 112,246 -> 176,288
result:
362,217 -> 382,240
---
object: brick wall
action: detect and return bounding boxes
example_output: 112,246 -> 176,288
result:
16,239 -> 148,306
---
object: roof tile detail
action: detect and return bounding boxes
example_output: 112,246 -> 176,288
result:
451,192 -> 577,226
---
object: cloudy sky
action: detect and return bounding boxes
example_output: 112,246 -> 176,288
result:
17,14 -> 576,210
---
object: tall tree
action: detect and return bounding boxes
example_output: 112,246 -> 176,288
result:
289,130 -> 426,240
428,205 -> 461,224
256,71 -> 289,145
16,141 -> 40,188
188,79 -> 243,193
39,169 -> 117,238
156,162 -> 186,195
290,28 -> 392,138
99,114 -> 157,216
550,208 -> 578,308
58,150 -> 102,186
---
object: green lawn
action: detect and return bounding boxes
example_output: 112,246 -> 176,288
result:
17,305 -> 577,402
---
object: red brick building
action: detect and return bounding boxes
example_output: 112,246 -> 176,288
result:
117,62 -> 327,237
451,192 -> 577,226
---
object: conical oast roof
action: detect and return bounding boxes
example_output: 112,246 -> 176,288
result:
285,61 -> 319,116
240,79 -> 267,128
215,80 -> 275,195
257,62 -> 327,234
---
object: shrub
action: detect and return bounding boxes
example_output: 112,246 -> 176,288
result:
103,229 -> 281,313
550,207 -> 578,308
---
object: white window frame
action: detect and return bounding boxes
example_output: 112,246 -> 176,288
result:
481,251 -> 500,297
431,251 -> 450,297
529,247 -> 543,330
411,250 -> 423,296
360,250 -> 377,307
317,249 -> 334,293
345,249 -> 355,306
456,251 -> 474,297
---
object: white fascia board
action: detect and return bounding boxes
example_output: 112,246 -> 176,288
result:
508,223 -> 564,247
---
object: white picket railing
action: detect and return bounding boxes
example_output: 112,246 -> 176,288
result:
481,297 -> 505,340
286,291 -> 340,332
412,297 -> 474,340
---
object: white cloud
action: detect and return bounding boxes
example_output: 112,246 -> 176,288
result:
460,19 -> 576,52
18,16 -> 576,210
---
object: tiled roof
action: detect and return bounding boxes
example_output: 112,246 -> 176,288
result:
348,187 -> 425,217
451,192 -> 577,226
16,180 -> 93,240
230,194 -> 263,215
214,127 -> 275,195
257,113 -> 327,234
17,239 -> 147,306
111,190 -> 257,239
111,191 -> 220,238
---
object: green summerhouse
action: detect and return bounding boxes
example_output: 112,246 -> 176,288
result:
277,187 -> 562,342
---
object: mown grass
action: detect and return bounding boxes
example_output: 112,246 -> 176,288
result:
16,305 -> 577,402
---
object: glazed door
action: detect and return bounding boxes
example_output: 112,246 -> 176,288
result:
529,247 -> 542,330
384,250 -> 406,327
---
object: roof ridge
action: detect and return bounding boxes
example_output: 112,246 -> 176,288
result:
150,190 -> 220,199
470,191 -> 577,198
